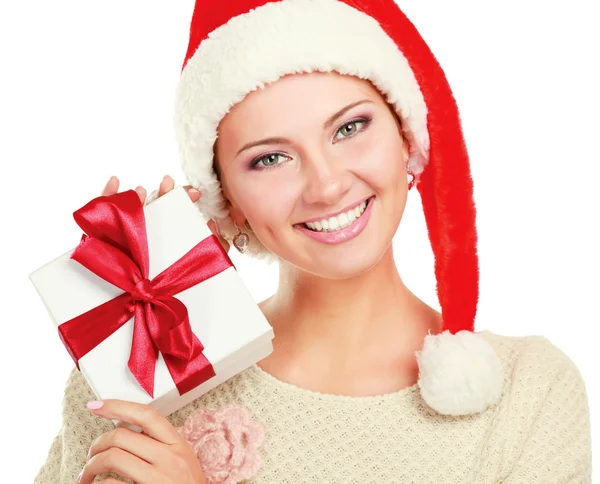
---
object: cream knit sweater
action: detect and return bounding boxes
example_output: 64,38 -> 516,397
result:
34,331 -> 592,483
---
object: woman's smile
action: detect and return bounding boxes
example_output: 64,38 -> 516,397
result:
294,195 -> 376,244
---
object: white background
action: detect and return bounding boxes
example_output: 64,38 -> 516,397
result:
1,1 -> 598,481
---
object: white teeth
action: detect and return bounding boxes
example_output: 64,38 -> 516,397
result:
303,198 -> 370,232
338,212 -> 349,226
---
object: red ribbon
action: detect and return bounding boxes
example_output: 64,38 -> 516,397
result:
58,189 -> 232,398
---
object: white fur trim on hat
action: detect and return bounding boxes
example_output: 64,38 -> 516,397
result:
174,0 -> 429,259
416,331 -> 504,415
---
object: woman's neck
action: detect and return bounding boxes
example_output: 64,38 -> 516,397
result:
258,245 -> 442,394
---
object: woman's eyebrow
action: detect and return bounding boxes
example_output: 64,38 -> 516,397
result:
323,99 -> 374,129
236,137 -> 291,156
235,99 -> 374,156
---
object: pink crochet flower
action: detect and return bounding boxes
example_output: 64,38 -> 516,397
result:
176,404 -> 265,484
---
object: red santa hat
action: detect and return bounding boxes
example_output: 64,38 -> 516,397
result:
173,0 -> 504,415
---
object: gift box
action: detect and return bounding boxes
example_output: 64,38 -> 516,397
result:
29,186 -> 274,423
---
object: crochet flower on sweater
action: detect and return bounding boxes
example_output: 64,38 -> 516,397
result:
176,404 -> 265,484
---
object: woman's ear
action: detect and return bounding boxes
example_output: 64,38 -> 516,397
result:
217,157 -> 248,228
401,135 -> 410,163
222,197 -> 247,228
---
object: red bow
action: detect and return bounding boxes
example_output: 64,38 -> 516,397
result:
57,190 -> 232,398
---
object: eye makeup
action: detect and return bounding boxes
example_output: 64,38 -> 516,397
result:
332,115 -> 372,144
247,113 -> 374,171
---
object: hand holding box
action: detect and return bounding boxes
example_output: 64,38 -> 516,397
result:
29,186 -> 274,423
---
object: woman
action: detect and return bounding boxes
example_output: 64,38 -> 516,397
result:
35,0 -> 592,483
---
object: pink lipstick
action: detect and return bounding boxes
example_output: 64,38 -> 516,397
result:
294,196 -> 375,245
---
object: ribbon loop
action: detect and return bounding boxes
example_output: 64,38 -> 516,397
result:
60,189 -> 233,398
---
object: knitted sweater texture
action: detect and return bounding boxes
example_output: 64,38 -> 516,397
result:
34,331 -> 592,483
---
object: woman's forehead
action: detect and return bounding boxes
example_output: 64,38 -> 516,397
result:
218,72 -> 383,133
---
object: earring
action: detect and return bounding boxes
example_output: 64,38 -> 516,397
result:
407,170 -> 416,190
406,162 -> 416,190
232,226 -> 250,253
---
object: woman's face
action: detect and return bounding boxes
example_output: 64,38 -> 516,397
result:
216,71 -> 410,279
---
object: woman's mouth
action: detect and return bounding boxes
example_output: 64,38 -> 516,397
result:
294,196 -> 375,245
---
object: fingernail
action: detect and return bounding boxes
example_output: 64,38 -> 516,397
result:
188,187 -> 200,195
87,400 -> 103,410
77,470 -> 83,482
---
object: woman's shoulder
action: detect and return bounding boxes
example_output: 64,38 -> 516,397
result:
479,329 -> 581,368
478,330 -> 588,400
476,331 -> 592,479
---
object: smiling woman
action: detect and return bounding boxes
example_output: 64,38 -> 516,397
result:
33,0 -> 592,483
214,73 -> 411,269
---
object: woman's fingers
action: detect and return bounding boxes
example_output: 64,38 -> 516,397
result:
100,177 -> 226,252
101,176 -> 146,204
87,426 -> 165,466
78,446 -> 153,484
102,176 -> 201,206
135,185 -> 147,204
158,175 -> 175,197
207,219 -> 231,253
184,185 -> 201,203
102,176 -> 120,196
87,400 -> 183,445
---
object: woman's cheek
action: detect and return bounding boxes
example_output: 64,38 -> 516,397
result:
235,175 -> 298,231
345,138 -> 398,187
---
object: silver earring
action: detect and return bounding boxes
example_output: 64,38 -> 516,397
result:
406,163 -> 415,190
407,171 -> 415,190
232,226 -> 250,253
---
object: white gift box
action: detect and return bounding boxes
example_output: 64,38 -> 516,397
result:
29,186 -> 274,422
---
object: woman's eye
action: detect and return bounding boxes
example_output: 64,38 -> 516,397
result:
334,120 -> 367,141
252,153 -> 288,169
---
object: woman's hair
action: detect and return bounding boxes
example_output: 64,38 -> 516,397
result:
212,144 -> 223,184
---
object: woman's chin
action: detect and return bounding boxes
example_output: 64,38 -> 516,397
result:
289,241 -> 389,280
315,257 -> 383,280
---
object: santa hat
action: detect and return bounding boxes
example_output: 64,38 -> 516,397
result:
173,0 -> 504,416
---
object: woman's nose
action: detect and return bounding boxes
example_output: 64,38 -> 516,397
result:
302,153 -> 353,206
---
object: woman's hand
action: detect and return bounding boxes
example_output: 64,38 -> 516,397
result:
102,175 -> 230,252
78,399 -> 207,484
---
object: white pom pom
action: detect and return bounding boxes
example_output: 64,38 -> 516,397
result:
416,330 -> 504,416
